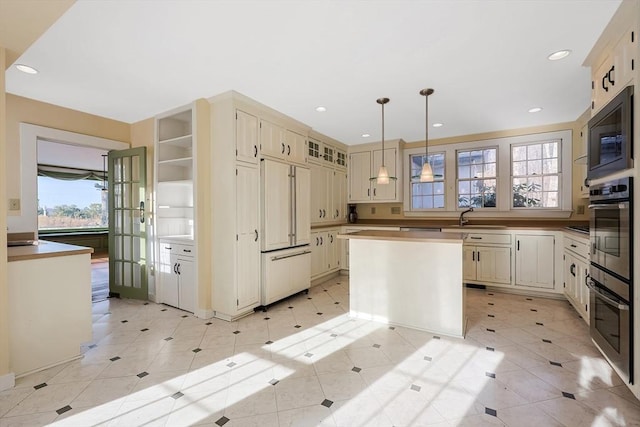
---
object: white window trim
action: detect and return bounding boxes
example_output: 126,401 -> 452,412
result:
403,130 -> 572,218
406,151 -> 447,211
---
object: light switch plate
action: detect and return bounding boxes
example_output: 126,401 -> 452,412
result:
576,205 -> 585,215
9,199 -> 20,211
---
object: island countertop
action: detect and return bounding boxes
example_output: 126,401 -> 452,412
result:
339,229 -> 464,244
8,240 -> 93,262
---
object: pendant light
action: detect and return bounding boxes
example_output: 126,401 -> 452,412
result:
370,97 -> 396,184
419,88 -> 435,182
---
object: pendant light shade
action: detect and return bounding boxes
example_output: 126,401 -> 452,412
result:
371,97 -> 396,184
419,88 -> 435,183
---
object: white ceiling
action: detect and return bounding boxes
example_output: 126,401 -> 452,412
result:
5,0 -> 621,145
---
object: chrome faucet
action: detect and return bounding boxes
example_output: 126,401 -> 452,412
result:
459,207 -> 474,226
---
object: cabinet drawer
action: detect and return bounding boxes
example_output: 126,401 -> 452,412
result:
564,236 -> 589,260
464,233 -> 511,245
160,242 -> 195,257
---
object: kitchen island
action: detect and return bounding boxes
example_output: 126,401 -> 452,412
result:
340,230 -> 465,338
7,241 -> 93,377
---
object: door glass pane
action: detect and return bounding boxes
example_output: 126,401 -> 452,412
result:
114,184 -> 122,208
124,236 -> 132,260
114,158 -> 122,181
122,157 -> 131,181
124,210 -> 132,234
115,209 -> 122,233
115,261 -> 122,286
123,183 -> 131,208
124,263 -> 132,287
133,237 -> 140,261
132,182 -> 140,206
132,155 -> 140,181
133,264 -> 142,289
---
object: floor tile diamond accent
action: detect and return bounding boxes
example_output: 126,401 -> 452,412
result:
488,314 -> 495,318
269,379 -> 279,386
334,302 -> 340,304
181,315 -> 188,318
542,339 -> 552,343
352,367 -> 362,373
486,328 -> 495,333
34,383 -> 47,390
110,356 -> 121,362
486,372 -> 496,378
121,320 -> 128,323
233,330 -> 241,334
161,308 -> 167,312
305,353 -> 313,358
227,362 -> 237,368
294,325 -> 301,328
288,306 -> 293,309
140,328 -> 149,332
424,356 -> 433,361
171,391 -> 184,399
88,344 -> 97,349
486,347 -> 495,352
488,293 -> 494,296
137,372 -> 149,378
307,297 -> 312,300
265,340 -> 273,345
143,302 -> 149,305
164,337 -> 173,341
550,361 -> 563,367
56,405 -> 72,415
410,384 -> 421,392
215,416 -> 230,426
388,326 -> 395,330
321,399 -> 333,408
192,348 -> 202,353
488,303 -> 494,306
433,336 -> 441,340
373,344 -> 381,348
330,334 -> 338,337
205,322 -> 212,325
530,308 -> 538,312
536,322 -> 544,326
526,298 -> 533,301
317,312 -> 323,315
264,317 -> 270,320
485,407 -> 497,417
562,391 -> 575,399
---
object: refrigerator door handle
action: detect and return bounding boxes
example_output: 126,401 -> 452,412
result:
290,165 -> 297,247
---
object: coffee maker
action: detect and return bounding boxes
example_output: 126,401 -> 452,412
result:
348,204 -> 358,223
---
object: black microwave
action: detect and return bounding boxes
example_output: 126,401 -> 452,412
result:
588,85 -> 634,180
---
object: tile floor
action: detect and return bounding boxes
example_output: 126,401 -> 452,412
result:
1,276 -> 639,427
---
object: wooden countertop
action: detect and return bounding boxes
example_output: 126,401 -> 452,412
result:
8,240 -> 93,262
338,230 -> 464,243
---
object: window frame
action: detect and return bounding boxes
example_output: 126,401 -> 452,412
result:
510,139 -> 563,210
407,151 -> 447,211
455,146 -> 499,210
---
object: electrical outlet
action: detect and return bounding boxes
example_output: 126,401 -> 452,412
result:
9,199 -> 20,211
576,205 -> 585,215
391,206 -> 401,215
371,207 -> 376,214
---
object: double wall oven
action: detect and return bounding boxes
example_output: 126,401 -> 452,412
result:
588,177 -> 633,383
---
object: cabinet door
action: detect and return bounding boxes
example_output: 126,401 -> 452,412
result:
236,110 -> 259,164
262,161 -> 291,251
578,261 -> 590,323
613,27 -> 636,90
593,58 -> 613,113
159,243 -> 179,307
260,120 -> 286,160
310,164 -> 325,224
515,235 -> 555,289
286,130 -> 307,165
477,247 -> 511,284
371,148 -> 397,201
349,151 -> 372,202
177,258 -> 195,313
333,170 -> 347,221
326,229 -> 340,270
563,251 -> 577,301
310,232 -> 325,278
236,166 -> 260,310
579,125 -> 589,198
463,246 -> 477,281
294,166 -> 311,246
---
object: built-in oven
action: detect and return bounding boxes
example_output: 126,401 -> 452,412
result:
588,177 -> 633,383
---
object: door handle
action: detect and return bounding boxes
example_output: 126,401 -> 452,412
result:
586,280 -> 629,310
335,209 -> 339,218
477,251 -> 480,262
330,234 -> 334,243
271,250 -> 312,261
322,209 -> 326,218
177,263 -> 181,275
287,145 -> 291,155
173,263 -> 178,274
315,237 -> 319,245
602,75 -> 609,92
373,188 -> 377,197
254,229 -> 259,242
140,201 -> 145,223
320,236 -> 323,245
281,143 -> 285,154
367,188 -> 370,197
254,145 -> 258,158
570,263 -> 576,277
607,65 -> 615,85
517,240 -> 520,251
472,251 -> 475,261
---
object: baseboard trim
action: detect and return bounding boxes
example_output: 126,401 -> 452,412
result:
0,372 -> 15,392
194,308 -> 215,319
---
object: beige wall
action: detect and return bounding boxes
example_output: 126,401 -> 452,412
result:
355,120 -> 589,222
5,94 -> 131,208
1,47 -> 11,381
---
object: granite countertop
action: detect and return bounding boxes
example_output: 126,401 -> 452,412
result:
8,240 -> 94,262
338,230 -> 464,244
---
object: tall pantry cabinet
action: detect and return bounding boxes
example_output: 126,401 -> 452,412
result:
154,99 -> 212,317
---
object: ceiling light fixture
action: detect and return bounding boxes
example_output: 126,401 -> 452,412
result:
315,106 -> 327,112
433,123 -> 443,128
548,50 -> 571,61
15,64 -> 38,74
419,88 -> 435,183
528,107 -> 543,113
370,97 -> 396,185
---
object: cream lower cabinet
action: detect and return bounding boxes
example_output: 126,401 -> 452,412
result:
563,234 -> 590,324
159,241 -> 196,313
515,234 -> 555,289
311,228 -> 341,280
463,245 -> 511,285
236,165 -> 261,311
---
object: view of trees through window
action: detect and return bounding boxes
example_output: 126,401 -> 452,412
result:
512,141 -> 560,208
410,153 -> 445,209
38,176 -> 108,230
457,148 -> 497,208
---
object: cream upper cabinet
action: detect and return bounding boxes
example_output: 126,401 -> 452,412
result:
578,124 -> 589,198
260,120 -> 287,160
348,140 -> 403,203
333,170 -> 347,221
310,163 -> 331,223
349,151 -> 373,202
236,110 -> 259,165
285,130 -> 308,165
515,234 -> 555,289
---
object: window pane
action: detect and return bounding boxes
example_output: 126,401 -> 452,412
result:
484,149 -> 496,163
543,142 -> 558,158
513,161 -> 527,176
544,192 -> 559,207
412,196 -> 422,209
483,163 -> 496,178
423,184 -> 434,196
528,177 -> 542,189
458,165 -> 470,179
527,144 -> 542,160
423,198 -> 434,209
512,146 -> 526,161
434,195 -> 445,208
458,181 -> 470,194
543,175 -> 559,191
527,160 -> 542,175
433,182 -> 445,195
543,158 -> 558,174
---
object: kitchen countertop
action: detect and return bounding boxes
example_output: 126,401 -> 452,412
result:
8,240 -> 93,262
338,230 -> 464,244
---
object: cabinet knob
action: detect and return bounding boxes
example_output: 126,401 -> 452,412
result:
281,143 -> 285,154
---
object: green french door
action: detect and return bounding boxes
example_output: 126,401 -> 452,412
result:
108,147 -> 147,299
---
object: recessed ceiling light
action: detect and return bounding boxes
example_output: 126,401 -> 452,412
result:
15,64 -> 38,74
315,106 -> 327,112
528,107 -> 543,113
361,133 -> 370,138
432,123 -> 444,128
548,50 -> 571,61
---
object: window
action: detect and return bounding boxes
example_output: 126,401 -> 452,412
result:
38,175 -> 108,230
512,141 -> 560,208
457,148 -> 497,208
409,153 -> 445,209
